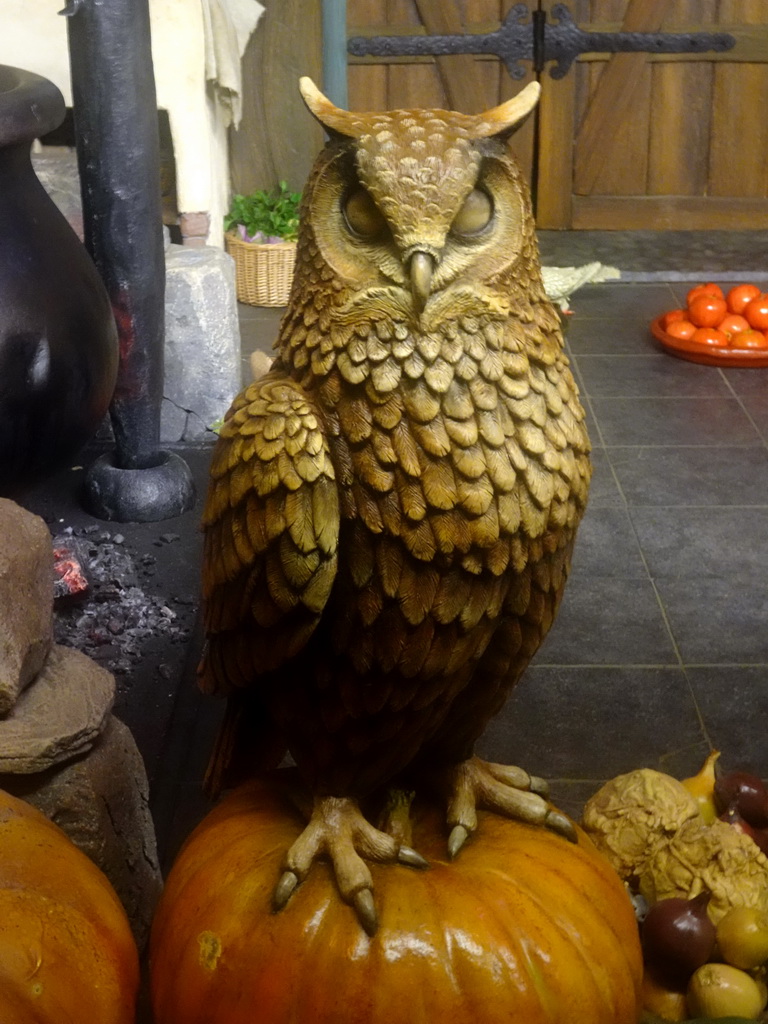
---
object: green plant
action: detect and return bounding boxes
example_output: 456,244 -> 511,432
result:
224,181 -> 301,243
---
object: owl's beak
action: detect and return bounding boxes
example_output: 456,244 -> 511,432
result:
408,250 -> 436,311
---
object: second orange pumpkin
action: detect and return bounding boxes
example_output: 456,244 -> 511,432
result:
0,788 -> 139,1023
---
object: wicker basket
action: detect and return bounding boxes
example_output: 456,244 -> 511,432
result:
224,231 -> 297,306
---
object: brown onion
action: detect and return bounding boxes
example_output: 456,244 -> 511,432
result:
720,805 -> 768,857
641,892 -> 716,984
714,770 -> 768,828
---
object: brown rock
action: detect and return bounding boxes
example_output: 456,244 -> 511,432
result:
0,644 -> 114,772
1,715 -> 163,951
0,499 -> 54,715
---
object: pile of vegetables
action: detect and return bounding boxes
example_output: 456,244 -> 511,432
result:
582,752 -> 768,1022
659,282 -> 768,349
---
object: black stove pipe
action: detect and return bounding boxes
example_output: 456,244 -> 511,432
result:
64,0 -> 195,522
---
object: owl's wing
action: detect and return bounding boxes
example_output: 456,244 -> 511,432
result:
199,369 -> 339,696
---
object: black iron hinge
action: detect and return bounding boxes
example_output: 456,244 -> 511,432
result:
348,3 -> 736,81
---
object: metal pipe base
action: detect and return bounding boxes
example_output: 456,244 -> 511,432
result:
83,451 -> 196,523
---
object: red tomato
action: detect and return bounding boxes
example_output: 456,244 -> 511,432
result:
734,328 -> 768,349
688,295 -> 727,328
661,309 -> 686,330
726,283 -> 761,315
665,320 -> 697,340
691,327 -> 728,347
743,295 -> 768,330
686,282 -> 724,306
718,313 -> 751,338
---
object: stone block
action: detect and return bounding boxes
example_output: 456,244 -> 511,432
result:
31,151 -> 84,241
0,499 -> 53,716
0,643 -> 114,772
162,244 -> 240,442
0,715 -> 162,951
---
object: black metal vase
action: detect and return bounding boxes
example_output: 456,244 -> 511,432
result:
0,64 -> 118,496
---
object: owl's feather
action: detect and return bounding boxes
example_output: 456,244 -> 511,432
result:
199,372 -> 339,698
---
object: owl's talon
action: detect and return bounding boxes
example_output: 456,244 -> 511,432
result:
273,869 -> 300,910
545,809 -> 578,844
353,888 -> 378,936
447,824 -> 470,860
442,756 -> 576,856
397,845 -> 429,869
272,793 -> 425,932
530,774 -> 550,798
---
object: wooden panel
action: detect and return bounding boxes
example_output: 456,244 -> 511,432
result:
573,0 -> 673,196
413,0 -> 492,112
647,0 -> 716,196
710,0 -> 768,198
347,0 -> 389,110
535,0 -> 577,229
496,0 -> 533,182
468,0 -> 503,111
384,0 -> 444,109
504,79 -> 536,186
590,69 -> 651,196
535,75 -> 574,228
576,2 -> 654,198
576,23 -> 768,62
348,0 -> 507,112
346,63 -> 388,111
573,195 -> 768,230
229,0 -> 323,196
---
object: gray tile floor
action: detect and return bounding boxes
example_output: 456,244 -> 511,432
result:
236,272 -> 768,820
538,230 -> 768,282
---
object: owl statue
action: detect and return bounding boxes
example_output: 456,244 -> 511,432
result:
200,78 -> 591,933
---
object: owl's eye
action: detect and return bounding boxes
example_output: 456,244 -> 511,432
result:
343,188 -> 385,239
452,189 -> 493,237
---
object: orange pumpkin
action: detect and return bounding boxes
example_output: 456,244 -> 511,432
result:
0,788 -> 139,1022
150,777 -> 642,1024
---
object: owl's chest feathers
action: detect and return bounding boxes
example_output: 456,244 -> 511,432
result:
311,317 -> 590,572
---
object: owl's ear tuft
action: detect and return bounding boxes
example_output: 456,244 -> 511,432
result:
474,81 -> 541,140
299,77 -> 362,139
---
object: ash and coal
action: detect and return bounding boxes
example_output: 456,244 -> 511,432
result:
52,525 -> 196,687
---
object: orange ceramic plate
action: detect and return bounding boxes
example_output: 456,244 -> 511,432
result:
651,316 -> 768,367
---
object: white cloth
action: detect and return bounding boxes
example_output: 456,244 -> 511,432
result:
542,262 -> 621,311
201,0 -> 265,127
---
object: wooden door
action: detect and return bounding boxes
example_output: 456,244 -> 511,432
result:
347,0 -> 768,230
229,0 -> 324,196
539,0 -> 768,229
